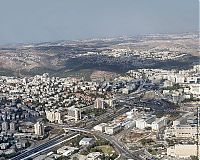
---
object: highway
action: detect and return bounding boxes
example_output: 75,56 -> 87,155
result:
84,106 -> 130,129
10,82 -> 146,160
11,107 -> 130,160
64,127 -> 143,160
10,132 -> 76,160
95,132 -> 143,160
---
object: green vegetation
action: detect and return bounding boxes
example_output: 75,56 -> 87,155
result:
62,69 -> 94,81
79,138 -> 117,159
21,67 -> 56,76
0,68 -> 14,76
1,152 -> 19,159
80,149 -> 90,156
148,148 -> 157,155
95,145 -> 115,155
95,139 -> 109,146
65,135 -> 85,147
140,138 -> 155,146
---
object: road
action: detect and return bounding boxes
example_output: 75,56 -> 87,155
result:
14,106 -> 130,160
96,132 -> 143,160
11,80 -> 147,160
10,132 -> 76,160
64,127 -> 143,160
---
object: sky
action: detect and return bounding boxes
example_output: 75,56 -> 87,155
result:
0,0 -> 199,45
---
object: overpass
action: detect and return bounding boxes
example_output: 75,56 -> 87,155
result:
63,127 -> 90,133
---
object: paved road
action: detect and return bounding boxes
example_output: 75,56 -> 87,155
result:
11,83 -> 146,160
10,132 -> 76,160
64,127 -> 143,160
96,132 -> 143,160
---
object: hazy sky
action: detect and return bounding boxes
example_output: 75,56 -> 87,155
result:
0,0 -> 198,45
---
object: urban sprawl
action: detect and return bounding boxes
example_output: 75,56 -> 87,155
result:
0,62 -> 199,160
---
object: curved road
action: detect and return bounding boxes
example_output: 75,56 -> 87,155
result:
64,127 -> 143,160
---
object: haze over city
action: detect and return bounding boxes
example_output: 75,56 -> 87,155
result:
0,0 -> 199,45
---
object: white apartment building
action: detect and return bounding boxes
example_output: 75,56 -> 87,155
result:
10,122 -> 16,132
167,144 -> 198,158
175,125 -> 197,139
45,110 -> 62,123
93,123 -> 107,133
105,124 -> 121,135
67,106 -> 82,122
94,98 -> 105,109
34,121 -> 44,136
1,121 -> 8,131
164,124 -> 197,139
135,115 -> 156,129
151,117 -> 168,131
104,99 -> 114,107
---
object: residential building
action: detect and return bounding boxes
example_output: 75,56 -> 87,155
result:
94,98 -> 105,109
34,121 -> 44,136
10,122 -> 16,132
67,106 -> 82,122
45,110 -> 62,123
2,121 -> 9,131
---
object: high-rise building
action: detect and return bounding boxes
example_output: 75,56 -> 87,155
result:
45,110 -> 55,122
34,121 -> 44,136
105,99 -> 114,107
45,110 -> 62,123
55,111 -> 62,123
94,98 -> 105,109
67,106 -> 81,122
10,122 -> 16,132
74,108 -> 81,122
2,121 -> 8,131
